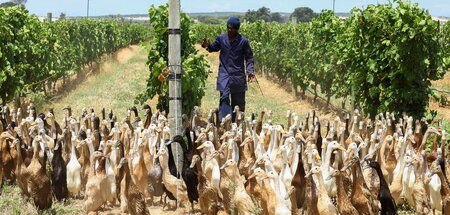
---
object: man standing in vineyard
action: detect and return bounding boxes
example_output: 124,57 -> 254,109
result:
202,16 -> 255,122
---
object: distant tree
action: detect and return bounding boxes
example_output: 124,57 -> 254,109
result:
11,0 -> 26,5
256,7 -> 271,22
270,12 -> 283,23
245,6 -> 271,22
0,2 -> 17,7
244,9 -> 258,22
204,17 -> 221,24
59,12 -> 66,19
290,7 -> 317,22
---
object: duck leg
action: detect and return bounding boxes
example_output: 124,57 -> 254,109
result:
163,195 -> 167,210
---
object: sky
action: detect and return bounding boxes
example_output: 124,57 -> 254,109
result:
2,0 -> 449,17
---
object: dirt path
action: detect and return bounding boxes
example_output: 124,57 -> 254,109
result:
39,45 -> 155,121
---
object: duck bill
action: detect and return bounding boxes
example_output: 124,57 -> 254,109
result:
189,161 -> 196,169
305,172 -> 313,178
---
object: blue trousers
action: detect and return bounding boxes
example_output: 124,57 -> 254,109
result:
219,89 -> 245,123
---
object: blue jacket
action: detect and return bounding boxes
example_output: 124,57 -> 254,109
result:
207,33 -> 254,93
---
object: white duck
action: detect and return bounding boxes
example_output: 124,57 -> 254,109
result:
321,141 -> 345,198
428,148 -> 443,213
66,140 -> 82,197
197,141 -> 223,199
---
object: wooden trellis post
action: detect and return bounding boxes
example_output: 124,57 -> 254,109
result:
168,0 -> 183,178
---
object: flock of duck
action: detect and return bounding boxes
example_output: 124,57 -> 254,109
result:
1,104 -> 449,215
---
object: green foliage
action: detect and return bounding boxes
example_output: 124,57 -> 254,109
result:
192,0 -> 447,119
0,5 -> 55,104
191,23 -> 226,43
340,1 -> 443,118
0,6 -> 151,105
290,7 -> 317,23
444,21 -> 450,68
136,4 -> 211,115
307,10 -> 344,100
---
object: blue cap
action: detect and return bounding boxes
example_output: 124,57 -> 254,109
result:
227,16 -> 240,30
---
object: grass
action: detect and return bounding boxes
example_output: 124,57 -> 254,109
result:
38,44 -> 154,121
0,185 -> 84,215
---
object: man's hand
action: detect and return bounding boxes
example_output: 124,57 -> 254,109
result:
248,73 -> 255,82
201,38 -> 210,48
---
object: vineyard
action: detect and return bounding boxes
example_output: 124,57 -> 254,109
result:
192,1 -> 450,119
0,5 -> 151,106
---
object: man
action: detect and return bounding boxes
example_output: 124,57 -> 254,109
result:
202,16 -> 255,122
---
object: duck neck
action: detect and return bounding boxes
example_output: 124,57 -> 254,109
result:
313,171 -> 328,197
304,117 -> 309,133
336,173 -> 351,207
124,164 -> 132,194
144,110 -> 152,129
430,134 -> 438,154
324,144 -> 334,169
437,170 -> 449,195
352,162 -> 368,195
351,164 -> 359,192
16,141 -> 24,172
21,124 -> 31,145
262,177 -> 275,197
138,147 -> 145,167
81,144 -> 90,165
377,141 -> 388,169
32,140 -> 40,159
393,157 -> 407,183
195,159 -> 203,176
256,137 -> 266,157
226,165 -> 241,184
159,154 -> 172,180
398,140 -> 408,163
418,130 -> 432,152
290,145 -> 299,174
257,111 -> 264,130
374,166 -> 390,192
268,130 -> 276,154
